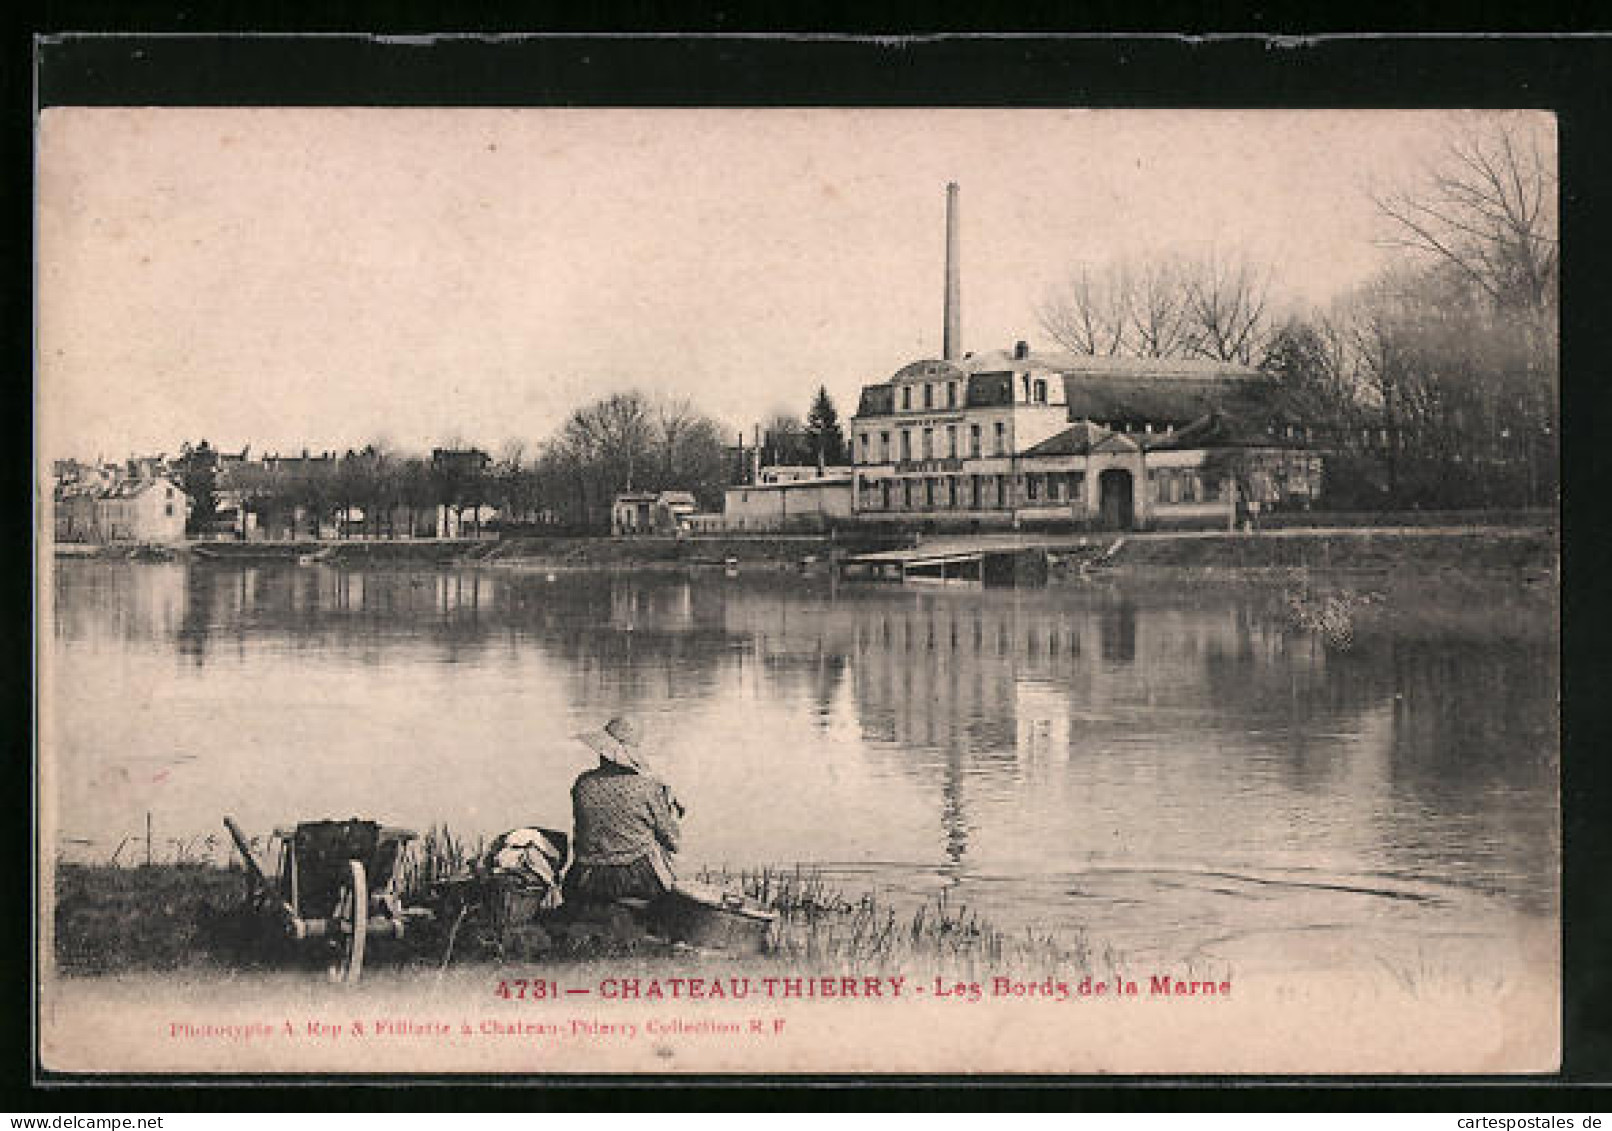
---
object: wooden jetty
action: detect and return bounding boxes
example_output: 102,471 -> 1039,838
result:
840,543 -> 1051,587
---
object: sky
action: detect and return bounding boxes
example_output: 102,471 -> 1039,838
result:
37,107 -> 1529,463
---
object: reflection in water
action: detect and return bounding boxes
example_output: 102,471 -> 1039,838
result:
48,559 -> 1558,971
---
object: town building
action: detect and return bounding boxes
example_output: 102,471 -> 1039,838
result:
54,475 -> 190,544
847,185 -> 1324,531
849,344 -> 1321,531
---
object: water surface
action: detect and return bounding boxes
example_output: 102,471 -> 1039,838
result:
46,559 -> 1558,979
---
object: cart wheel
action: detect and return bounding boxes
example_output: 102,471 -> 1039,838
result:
327,859 -> 368,984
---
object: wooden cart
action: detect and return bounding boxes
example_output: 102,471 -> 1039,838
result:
224,815 -> 431,983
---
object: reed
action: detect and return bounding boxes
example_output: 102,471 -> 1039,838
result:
698,864 -> 1091,978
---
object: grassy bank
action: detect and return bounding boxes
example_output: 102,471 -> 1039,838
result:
53,863 -> 251,975
50,861 -> 1094,982
479,535 -> 844,570
1104,528 -> 1555,573
190,540 -> 479,564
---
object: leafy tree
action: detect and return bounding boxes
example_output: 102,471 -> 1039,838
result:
805,386 -> 847,467
175,440 -> 221,536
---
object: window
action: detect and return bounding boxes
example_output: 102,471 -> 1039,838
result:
948,477 -> 959,507
1070,472 -> 1084,501
881,481 -> 892,509
994,422 -> 1006,456
947,425 -> 957,459
902,386 -> 912,411
1033,379 -> 1047,404
925,478 -> 935,507
996,476 -> 1007,507
970,424 -> 982,458
165,503 -> 174,517
901,430 -> 912,461
859,433 -> 870,463
1050,475 -> 1064,502
903,481 -> 914,508
922,428 -> 933,460
923,384 -> 933,409
880,431 -> 890,461
946,382 -> 957,408
1027,475 -> 1040,501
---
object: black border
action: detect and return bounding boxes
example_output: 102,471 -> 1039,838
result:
17,30 -> 1612,1108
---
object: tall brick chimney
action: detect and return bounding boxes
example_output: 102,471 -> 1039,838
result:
943,182 -> 961,361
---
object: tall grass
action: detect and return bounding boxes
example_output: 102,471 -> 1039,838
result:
405,824 -> 483,902
699,864 -> 1092,978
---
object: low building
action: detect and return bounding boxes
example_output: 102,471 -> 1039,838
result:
612,490 -> 701,536
722,472 -> 854,533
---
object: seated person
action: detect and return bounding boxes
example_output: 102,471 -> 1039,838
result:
563,716 -> 684,905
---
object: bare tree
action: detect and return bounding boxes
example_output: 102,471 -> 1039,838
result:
762,412 -> 811,466
1372,113 -> 1558,318
1039,251 -> 1270,363
562,392 -> 656,493
1036,263 -> 1130,356
1129,257 -> 1196,358
1181,249 -> 1274,365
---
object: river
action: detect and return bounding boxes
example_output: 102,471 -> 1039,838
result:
44,558 -> 1558,982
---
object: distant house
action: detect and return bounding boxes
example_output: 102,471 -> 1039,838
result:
53,487 -> 100,543
54,475 -> 189,545
431,447 -> 492,476
612,490 -> 700,536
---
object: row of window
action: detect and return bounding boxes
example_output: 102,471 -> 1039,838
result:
1146,468 -> 1217,504
899,380 -> 960,413
893,376 -> 1053,414
857,421 -> 1008,464
858,472 -> 1087,512
857,469 -> 1221,511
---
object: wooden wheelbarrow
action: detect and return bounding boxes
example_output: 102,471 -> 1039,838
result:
224,815 -> 433,983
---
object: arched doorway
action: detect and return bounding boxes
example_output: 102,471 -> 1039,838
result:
1098,469 -> 1134,530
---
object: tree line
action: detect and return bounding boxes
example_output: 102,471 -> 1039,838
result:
1036,114 -> 1557,509
175,384 -> 852,537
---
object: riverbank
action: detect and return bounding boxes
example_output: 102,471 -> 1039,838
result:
50,861 -> 1085,981
52,522 -> 1557,578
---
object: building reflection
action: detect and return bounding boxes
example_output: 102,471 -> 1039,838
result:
51,559 -> 1556,904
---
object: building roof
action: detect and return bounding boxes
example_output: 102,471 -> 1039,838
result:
1020,421 -> 1116,457
91,476 -> 184,500
858,346 -> 1312,425
1150,411 -> 1315,451
1059,374 -> 1309,427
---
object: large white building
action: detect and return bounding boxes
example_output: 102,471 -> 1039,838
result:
846,184 -> 1323,532
848,343 -> 1322,531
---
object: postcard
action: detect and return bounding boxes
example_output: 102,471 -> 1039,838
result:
36,98 -> 1560,1076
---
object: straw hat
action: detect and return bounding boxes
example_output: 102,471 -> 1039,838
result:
577,716 -> 648,772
